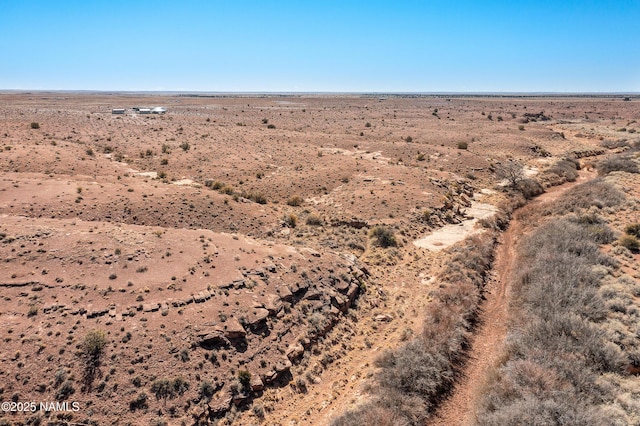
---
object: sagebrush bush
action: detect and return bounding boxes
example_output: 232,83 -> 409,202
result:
243,191 -> 267,204
283,213 -> 297,228
129,392 -> 148,411
331,402 -> 411,426
600,139 -> 629,149
287,195 -> 303,206
547,158 -> 579,182
305,214 -> 323,226
547,179 -> 624,215
597,155 -> 639,175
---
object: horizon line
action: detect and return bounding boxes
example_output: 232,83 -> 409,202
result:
1,89 -> 639,97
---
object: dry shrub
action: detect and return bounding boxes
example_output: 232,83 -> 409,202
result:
547,158 -> 580,181
618,235 -> 639,252
546,179 -> 624,215
331,402 -> 410,426
598,155 -> 639,175
516,178 -> 544,199
287,195 -> 303,206
241,191 -> 267,204
305,213 -> 323,226
600,139 -> 630,149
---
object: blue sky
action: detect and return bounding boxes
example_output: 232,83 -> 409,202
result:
0,1 -> 638,92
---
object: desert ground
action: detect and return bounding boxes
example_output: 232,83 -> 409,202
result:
0,93 -> 638,425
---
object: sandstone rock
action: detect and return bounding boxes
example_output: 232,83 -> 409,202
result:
86,308 -> 109,318
304,290 -> 324,301
286,343 -> 305,361
142,303 -> 159,312
263,293 -> 283,315
333,279 -> 350,293
374,314 -> 393,322
223,317 -> 246,339
248,308 -> 269,326
275,358 -> 293,374
250,375 -> 264,392
198,332 -> 226,347
208,389 -> 232,416
347,283 -> 359,304
276,285 -> 293,301
289,280 -> 309,294
330,293 -> 348,311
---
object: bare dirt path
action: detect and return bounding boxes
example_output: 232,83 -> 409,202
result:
429,172 -> 594,426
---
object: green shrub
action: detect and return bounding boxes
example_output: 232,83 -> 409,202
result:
369,226 -> 397,248
129,393 -> 148,411
82,330 -> 106,361
618,235 -> 639,252
198,381 -> 215,402
238,370 -> 251,392
457,141 -> 468,150
30,122 -> 40,129
624,223 -> 640,238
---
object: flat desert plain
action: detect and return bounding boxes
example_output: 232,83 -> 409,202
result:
0,93 -> 638,425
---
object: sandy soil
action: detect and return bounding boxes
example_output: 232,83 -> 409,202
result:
413,200 -> 497,251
